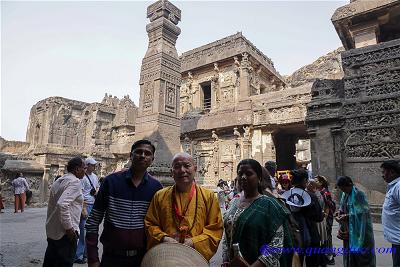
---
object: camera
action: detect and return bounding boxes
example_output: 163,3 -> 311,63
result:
90,188 -> 97,196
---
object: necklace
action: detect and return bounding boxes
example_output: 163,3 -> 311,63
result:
171,183 -> 198,243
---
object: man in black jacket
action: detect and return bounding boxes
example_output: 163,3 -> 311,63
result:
290,169 -> 324,267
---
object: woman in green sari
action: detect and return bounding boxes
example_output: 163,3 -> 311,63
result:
222,159 -> 293,267
335,176 -> 376,267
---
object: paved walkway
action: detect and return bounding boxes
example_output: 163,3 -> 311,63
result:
0,207 -> 393,266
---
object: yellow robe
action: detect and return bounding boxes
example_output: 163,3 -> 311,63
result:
145,184 -> 223,261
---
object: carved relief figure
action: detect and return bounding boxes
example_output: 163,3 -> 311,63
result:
212,142 -> 219,174
235,143 -> 241,160
243,126 -> 251,140
233,127 -> 241,138
183,135 -> 191,154
212,130 -> 219,140
167,87 -> 175,106
199,159 -> 211,176
143,81 -> 154,110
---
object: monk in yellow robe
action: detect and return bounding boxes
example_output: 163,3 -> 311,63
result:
145,152 -> 223,261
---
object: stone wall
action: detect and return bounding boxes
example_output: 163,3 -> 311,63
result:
0,137 -> 30,155
307,38 -> 400,204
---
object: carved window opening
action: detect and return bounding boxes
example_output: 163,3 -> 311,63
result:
260,84 -> 267,94
200,81 -> 211,112
379,8 -> 400,43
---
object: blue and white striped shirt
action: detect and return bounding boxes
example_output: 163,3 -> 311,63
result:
85,168 -> 162,263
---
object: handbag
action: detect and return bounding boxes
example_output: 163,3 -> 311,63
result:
337,228 -> 349,240
85,174 -> 97,196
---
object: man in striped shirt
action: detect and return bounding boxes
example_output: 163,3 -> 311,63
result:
85,140 -> 162,267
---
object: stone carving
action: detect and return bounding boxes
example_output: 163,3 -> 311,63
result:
234,56 -> 240,69
243,126 -> 251,141
269,105 -> 306,122
212,130 -> 219,141
345,113 -> 400,130
143,81 -> 154,111
220,162 -> 233,181
240,52 -> 252,71
307,2 -> 400,210
233,127 -> 241,138
332,5 -> 357,20
213,63 -> 219,73
182,135 -> 191,154
342,44 -> 400,68
198,159 -> 210,176
166,84 -> 175,107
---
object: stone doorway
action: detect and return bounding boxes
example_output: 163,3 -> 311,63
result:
272,125 -> 309,171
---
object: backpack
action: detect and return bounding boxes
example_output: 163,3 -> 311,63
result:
267,192 -> 303,249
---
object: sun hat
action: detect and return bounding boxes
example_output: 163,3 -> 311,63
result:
85,157 -> 97,165
281,188 -> 311,210
141,243 -> 208,267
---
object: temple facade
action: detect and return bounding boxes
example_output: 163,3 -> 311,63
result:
306,0 -> 400,210
179,33 -> 314,187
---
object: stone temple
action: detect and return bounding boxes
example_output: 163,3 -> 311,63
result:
1,0 -> 399,210
306,0 -> 400,215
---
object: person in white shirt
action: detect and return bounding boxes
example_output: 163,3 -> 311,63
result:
381,160 -> 400,267
11,173 -> 29,213
43,157 -> 86,267
264,161 -> 277,191
75,157 -> 99,264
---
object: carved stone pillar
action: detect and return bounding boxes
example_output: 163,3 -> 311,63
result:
251,128 -> 263,163
211,63 -> 220,111
239,53 -> 252,101
40,164 -> 51,203
261,131 -> 276,164
211,79 -> 219,110
307,128 -> 319,174
242,141 -> 252,159
135,0 -> 182,185
331,127 -> 344,178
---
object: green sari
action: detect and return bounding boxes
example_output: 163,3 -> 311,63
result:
224,195 -> 293,266
340,186 -> 376,267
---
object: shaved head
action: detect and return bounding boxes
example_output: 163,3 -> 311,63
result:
172,152 -> 194,165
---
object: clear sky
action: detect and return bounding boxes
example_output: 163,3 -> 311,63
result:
1,0 -> 345,141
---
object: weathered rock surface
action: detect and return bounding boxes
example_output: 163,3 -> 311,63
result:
286,48 -> 344,88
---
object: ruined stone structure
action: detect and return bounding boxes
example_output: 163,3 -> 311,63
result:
135,0 -> 182,184
2,94 -> 138,202
306,0 -> 400,207
179,33 -> 315,187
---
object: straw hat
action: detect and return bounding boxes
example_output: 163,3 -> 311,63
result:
141,243 -> 209,267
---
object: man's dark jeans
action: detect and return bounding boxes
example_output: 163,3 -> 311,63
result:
43,235 -> 77,267
393,244 -> 400,267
